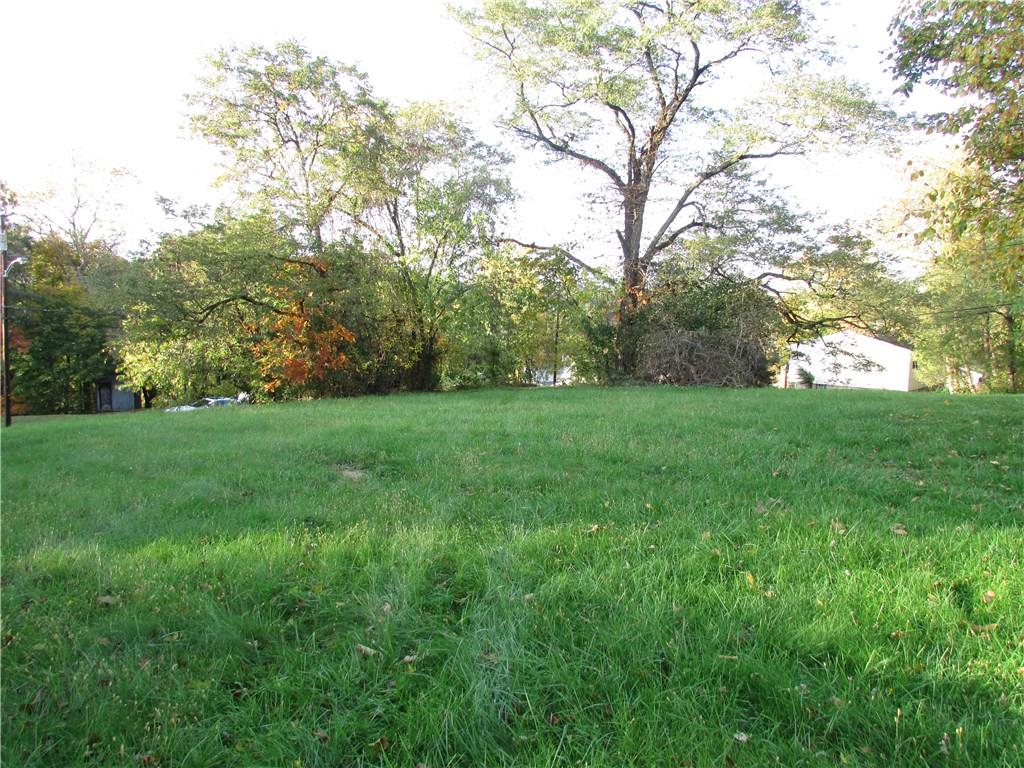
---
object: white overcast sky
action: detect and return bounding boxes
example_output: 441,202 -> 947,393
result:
2,0 -> 958,265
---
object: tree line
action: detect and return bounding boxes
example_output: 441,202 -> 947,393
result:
2,1 -> 1020,414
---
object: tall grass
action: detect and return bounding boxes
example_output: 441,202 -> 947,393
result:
2,387 -> 1021,766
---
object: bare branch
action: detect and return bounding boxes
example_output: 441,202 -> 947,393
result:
496,237 -> 616,284
644,147 -> 801,260
189,294 -> 298,325
516,84 -> 626,189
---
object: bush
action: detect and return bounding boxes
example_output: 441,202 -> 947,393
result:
796,366 -> 816,388
637,329 -> 773,386
634,272 -> 780,387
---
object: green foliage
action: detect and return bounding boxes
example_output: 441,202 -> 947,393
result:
190,41 -> 391,252
118,214 -> 406,402
646,261 -> 782,340
3,388 -> 1022,765
444,248 -> 591,386
914,229 -> 1022,393
890,1 -> 1024,281
459,0 -> 893,371
901,161 -> 1022,393
781,226 -> 923,344
185,46 -> 515,395
9,285 -> 115,414
366,105 -> 514,390
886,0 -> 1024,392
635,267 -> 782,386
4,222 -> 122,414
890,0 -> 1023,175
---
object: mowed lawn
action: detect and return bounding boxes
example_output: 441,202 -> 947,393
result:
2,387 -> 1021,767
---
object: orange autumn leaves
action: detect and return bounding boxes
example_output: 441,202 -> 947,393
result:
255,301 -> 356,394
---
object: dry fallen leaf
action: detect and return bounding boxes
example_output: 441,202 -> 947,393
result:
584,524 -> 602,535
890,523 -> 909,536
97,595 -> 120,606
971,623 -> 998,635
355,643 -> 377,657
889,630 -> 906,640
368,736 -> 390,750
734,732 -> 750,744
401,654 -> 418,664
745,572 -> 756,590
547,713 -> 561,726
314,729 -> 329,742
983,590 -> 996,604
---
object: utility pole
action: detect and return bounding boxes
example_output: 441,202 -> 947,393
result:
2,213 -> 11,427
1,215 -> 24,427
552,309 -> 560,386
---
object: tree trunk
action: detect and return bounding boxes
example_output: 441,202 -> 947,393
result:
552,309 -> 561,386
983,312 -> 993,385
410,332 -> 439,392
1004,308 -> 1018,392
616,187 -> 649,375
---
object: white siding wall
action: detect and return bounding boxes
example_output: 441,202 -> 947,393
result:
779,332 -> 916,391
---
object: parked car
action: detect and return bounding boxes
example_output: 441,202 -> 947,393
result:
165,393 -> 249,412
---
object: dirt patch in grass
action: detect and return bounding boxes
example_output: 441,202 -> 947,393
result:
336,464 -> 368,481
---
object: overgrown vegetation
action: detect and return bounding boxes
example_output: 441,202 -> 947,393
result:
3,388 -> 1021,766
3,0 -> 1022,417
890,0 -> 1023,391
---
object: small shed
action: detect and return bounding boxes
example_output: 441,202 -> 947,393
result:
777,331 -> 925,392
95,376 -> 141,412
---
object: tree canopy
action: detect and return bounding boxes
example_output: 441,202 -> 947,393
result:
9,6 -> 1023,410
890,0 -> 1024,283
459,0 -> 890,370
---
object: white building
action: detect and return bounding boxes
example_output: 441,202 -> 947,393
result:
532,365 -> 575,386
777,331 -> 926,392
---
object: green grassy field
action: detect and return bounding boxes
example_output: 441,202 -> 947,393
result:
2,387 -> 1021,767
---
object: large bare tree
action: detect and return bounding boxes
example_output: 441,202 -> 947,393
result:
460,0 -> 889,370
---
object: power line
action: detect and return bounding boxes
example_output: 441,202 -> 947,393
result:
5,304 -> 126,318
914,303 -> 1017,317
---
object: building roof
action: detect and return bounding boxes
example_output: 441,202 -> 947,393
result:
806,329 -> 914,352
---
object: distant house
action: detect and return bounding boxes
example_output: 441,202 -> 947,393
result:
532,365 -> 575,386
947,367 -> 985,393
776,330 -> 926,392
95,376 -> 142,412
